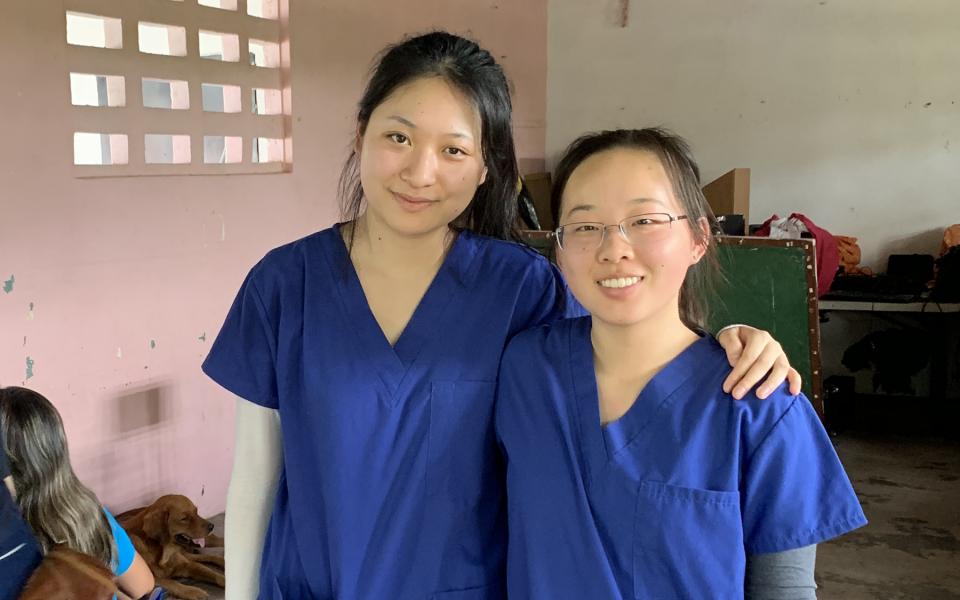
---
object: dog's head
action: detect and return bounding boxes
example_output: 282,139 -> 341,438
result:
141,494 -> 215,554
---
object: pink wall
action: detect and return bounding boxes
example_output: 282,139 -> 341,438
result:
0,0 -> 547,516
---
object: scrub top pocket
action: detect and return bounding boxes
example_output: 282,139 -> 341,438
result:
633,481 -> 744,599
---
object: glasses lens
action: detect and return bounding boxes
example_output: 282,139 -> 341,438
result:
560,223 -> 603,252
622,213 -> 674,244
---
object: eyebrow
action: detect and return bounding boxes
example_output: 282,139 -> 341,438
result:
386,115 -> 473,140
563,197 -> 666,219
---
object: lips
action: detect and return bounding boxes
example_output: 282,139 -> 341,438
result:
394,192 -> 435,204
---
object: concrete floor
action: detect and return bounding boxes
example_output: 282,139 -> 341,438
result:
817,431 -> 960,599
189,432 -> 960,600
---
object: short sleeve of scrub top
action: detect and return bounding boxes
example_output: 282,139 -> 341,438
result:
203,261 -> 280,409
103,508 -> 135,576
740,392 -> 869,554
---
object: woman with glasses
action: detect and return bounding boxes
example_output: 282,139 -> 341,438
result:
495,128 -> 866,599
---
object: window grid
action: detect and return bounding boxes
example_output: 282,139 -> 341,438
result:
66,0 -> 291,176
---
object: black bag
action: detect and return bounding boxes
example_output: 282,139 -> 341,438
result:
886,254 -> 934,294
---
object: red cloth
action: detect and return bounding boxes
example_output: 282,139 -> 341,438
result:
755,213 -> 840,296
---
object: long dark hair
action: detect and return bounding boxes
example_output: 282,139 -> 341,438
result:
338,31 -> 520,243
550,128 -> 721,330
0,386 -> 116,569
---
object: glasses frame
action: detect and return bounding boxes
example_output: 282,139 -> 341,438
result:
551,213 -> 689,252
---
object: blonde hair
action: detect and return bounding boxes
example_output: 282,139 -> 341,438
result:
0,386 -> 116,569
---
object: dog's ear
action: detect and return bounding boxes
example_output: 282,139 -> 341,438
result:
142,505 -> 170,544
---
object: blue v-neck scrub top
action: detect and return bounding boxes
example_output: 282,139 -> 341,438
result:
203,226 -> 578,600
496,318 -> 867,600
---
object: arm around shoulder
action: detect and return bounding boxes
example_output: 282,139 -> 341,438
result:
225,396 -> 282,600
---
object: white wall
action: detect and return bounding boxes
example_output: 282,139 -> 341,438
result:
547,0 -> 959,270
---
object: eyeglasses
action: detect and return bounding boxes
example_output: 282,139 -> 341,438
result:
552,213 -> 689,253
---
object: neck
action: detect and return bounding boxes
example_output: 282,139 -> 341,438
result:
347,212 -> 453,273
590,305 -> 699,379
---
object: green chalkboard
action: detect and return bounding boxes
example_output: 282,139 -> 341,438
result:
707,237 -> 822,415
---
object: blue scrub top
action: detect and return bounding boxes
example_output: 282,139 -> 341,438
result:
496,317 -> 867,600
203,226 -> 579,600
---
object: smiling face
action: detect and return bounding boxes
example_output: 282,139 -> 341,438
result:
556,147 -> 706,329
357,76 -> 489,238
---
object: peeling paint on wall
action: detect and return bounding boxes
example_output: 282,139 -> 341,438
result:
199,332 -> 207,342
149,339 -> 157,349
25,356 -> 34,380
117,347 -> 123,359
27,302 -> 34,319
2,275 -> 14,293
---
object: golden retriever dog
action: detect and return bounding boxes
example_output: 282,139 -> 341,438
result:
18,544 -> 117,600
119,495 -> 224,600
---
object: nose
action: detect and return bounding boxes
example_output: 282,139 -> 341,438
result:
401,146 -> 438,188
596,224 -> 634,263
206,521 -> 215,533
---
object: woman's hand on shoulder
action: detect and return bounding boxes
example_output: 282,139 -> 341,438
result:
716,325 -> 802,400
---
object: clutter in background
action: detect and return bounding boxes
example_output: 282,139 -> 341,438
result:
835,236 -> 873,276
940,224 -> 960,255
755,213 -> 839,296
933,224 -> 960,301
703,168 -> 751,234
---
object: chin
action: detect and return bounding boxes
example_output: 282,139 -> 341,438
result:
369,206 -> 449,237
391,218 -> 446,237
581,296 -> 662,328
593,312 -> 651,328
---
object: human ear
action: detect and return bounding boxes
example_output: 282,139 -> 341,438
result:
691,216 -> 711,264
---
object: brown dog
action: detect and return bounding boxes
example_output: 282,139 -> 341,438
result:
119,494 -> 224,600
18,544 -> 117,600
